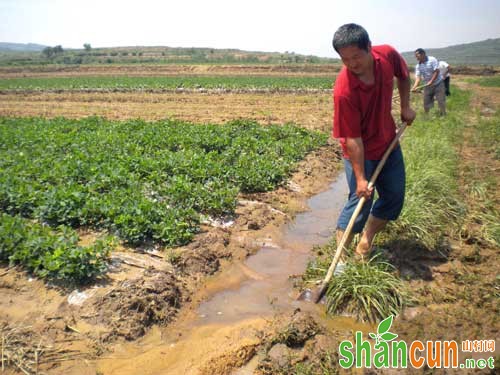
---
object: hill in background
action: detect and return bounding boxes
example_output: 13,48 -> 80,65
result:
0,44 -> 338,66
402,38 -> 500,66
0,42 -> 47,52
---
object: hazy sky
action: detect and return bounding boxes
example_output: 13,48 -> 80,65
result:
1,0 -> 499,57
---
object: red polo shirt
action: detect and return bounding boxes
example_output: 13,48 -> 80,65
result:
333,44 -> 409,160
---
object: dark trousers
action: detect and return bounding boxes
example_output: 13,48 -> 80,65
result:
444,76 -> 450,96
336,146 -> 405,234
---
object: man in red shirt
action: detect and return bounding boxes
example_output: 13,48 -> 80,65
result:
332,23 -> 416,259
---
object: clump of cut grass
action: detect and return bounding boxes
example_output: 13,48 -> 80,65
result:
478,210 -> 500,246
0,322 -> 86,374
325,256 -> 408,323
463,193 -> 500,247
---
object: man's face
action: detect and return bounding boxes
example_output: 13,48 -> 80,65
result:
415,52 -> 426,63
338,44 -> 372,76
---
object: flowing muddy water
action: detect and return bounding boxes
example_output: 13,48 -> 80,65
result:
196,173 -> 349,325
97,174 -> 357,374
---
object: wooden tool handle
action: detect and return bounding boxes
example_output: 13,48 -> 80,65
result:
313,123 -> 408,303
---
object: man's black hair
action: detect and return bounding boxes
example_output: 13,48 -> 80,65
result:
414,48 -> 426,55
332,23 -> 371,53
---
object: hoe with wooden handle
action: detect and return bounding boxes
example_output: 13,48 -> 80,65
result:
310,123 -> 408,303
393,84 -> 426,101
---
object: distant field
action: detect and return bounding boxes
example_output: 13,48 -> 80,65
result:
0,75 -> 334,91
469,76 -> 500,87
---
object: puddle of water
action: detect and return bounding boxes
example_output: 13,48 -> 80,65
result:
196,173 -> 348,325
196,247 -> 309,324
282,173 -> 348,250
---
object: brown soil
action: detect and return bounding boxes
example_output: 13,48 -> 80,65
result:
458,79 -> 500,111
0,91 -> 333,133
91,269 -> 183,342
254,310 -> 338,375
0,64 -> 340,78
451,66 -> 499,76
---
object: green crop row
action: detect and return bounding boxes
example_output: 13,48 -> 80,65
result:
0,117 -> 327,248
0,213 -> 113,282
0,75 -> 334,91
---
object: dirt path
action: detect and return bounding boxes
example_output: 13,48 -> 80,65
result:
389,82 -> 500,373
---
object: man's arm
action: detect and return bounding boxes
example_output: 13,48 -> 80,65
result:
426,69 -> 439,86
345,137 -> 372,199
411,76 -> 421,91
397,76 -> 416,125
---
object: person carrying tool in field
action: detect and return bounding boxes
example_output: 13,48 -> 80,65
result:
332,23 -> 416,261
438,60 -> 451,96
411,48 -> 446,115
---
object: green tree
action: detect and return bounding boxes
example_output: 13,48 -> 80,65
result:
42,46 -> 54,58
83,43 -> 92,51
42,45 -> 64,59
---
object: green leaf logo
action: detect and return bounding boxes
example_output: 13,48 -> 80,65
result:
381,332 -> 398,341
378,315 -> 394,335
368,315 -> 398,345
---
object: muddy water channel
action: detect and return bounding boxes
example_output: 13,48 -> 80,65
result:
197,173 -> 349,324
97,174 -> 352,374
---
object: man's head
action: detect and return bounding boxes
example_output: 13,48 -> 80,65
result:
332,23 -> 372,76
414,48 -> 427,63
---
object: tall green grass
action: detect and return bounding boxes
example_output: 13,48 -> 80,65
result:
384,89 -> 470,248
326,256 -> 408,322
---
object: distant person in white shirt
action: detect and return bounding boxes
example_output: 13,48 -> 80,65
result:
411,48 -> 446,116
438,60 -> 451,96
